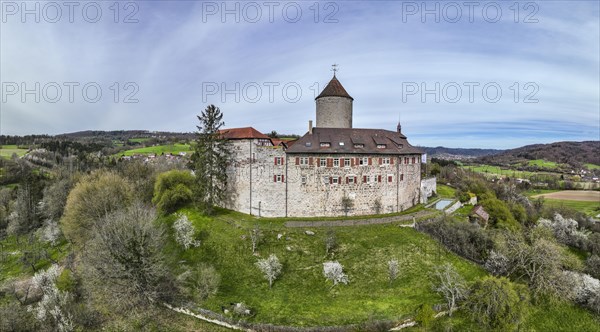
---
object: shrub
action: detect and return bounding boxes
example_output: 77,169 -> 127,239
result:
466,276 -> 529,331
323,261 -> 349,286
586,255 -> 600,279
152,170 -> 195,214
415,304 -> 435,329
255,254 -> 282,289
180,263 -> 220,301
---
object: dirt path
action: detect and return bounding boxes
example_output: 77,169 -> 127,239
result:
284,210 -> 438,228
532,190 -> 600,202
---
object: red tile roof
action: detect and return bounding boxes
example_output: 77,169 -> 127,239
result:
218,127 -> 270,140
316,75 -> 353,100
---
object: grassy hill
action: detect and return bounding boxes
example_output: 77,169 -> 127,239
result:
0,145 -> 28,159
157,208 -> 600,330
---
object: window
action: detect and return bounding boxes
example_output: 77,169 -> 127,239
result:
347,176 -> 356,184
301,175 -> 307,185
332,177 -> 339,185
354,144 -> 364,148
320,158 -> 327,167
400,174 -> 404,181
305,142 -> 312,147
377,144 -> 386,149
359,157 -> 369,166
274,157 -> 283,165
404,157 -> 409,164
333,158 -> 340,167
382,157 -> 390,165
320,142 -> 331,147
300,157 -> 309,166
322,176 -> 329,184
274,174 -> 284,182
339,142 -> 345,146
344,158 -> 351,167
412,157 -> 416,164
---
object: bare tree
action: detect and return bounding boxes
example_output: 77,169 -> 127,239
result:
341,196 -> 354,217
388,259 -> 399,286
325,229 -> 337,255
323,261 -> 349,287
84,204 -> 174,307
433,263 -> 468,315
250,225 -> 262,254
255,254 -> 282,288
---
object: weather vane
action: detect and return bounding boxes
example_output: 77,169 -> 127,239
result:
331,63 -> 339,75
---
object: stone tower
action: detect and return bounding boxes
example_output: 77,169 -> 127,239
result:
315,75 -> 353,128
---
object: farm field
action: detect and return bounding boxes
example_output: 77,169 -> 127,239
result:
527,159 -> 561,169
585,163 -> 600,170
531,190 -> 600,202
0,145 -> 28,159
529,190 -> 600,217
120,143 -> 192,156
463,164 -> 538,178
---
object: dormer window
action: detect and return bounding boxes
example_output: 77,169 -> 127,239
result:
339,142 -> 345,146
354,144 -> 364,148
320,142 -> 331,147
377,144 -> 387,149
305,142 -> 312,147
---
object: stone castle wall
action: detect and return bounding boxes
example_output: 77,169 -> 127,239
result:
420,177 -> 437,204
225,139 -> 422,217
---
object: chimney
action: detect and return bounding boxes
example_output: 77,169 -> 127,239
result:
308,120 -> 313,134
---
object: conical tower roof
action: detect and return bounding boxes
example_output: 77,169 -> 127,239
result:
315,75 -> 353,100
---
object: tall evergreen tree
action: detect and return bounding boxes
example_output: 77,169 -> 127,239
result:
190,105 -> 231,215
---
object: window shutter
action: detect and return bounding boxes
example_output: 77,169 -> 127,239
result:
327,158 -> 333,168
368,158 -> 372,165
378,175 -> 382,183
295,157 -> 299,165
379,158 -> 382,165
388,176 -> 392,183
329,177 -> 333,184
363,175 -> 367,183
346,177 -> 349,184
338,176 -> 342,183
351,158 -> 355,166
274,157 -> 277,165
356,157 -> 360,165
309,157 -> 313,165
400,174 -> 404,181
391,157 -> 394,165
282,175 -> 285,182
354,176 -> 357,183
282,158 -> 284,165
273,175 -> 277,182
340,158 -> 344,166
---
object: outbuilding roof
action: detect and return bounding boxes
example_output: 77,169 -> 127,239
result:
218,127 -> 270,140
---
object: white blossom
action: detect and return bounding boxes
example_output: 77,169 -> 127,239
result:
537,213 -> 588,246
323,261 -> 349,286
173,213 -> 200,250
485,250 -> 510,276
255,254 -> 282,288
30,265 -> 74,332
41,219 -> 61,246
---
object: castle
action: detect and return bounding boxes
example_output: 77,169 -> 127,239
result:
223,74 -> 433,217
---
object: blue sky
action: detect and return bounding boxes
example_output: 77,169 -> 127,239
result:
1,0 -> 598,148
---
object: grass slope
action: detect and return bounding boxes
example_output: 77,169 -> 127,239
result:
165,208 -> 487,327
120,144 -> 191,156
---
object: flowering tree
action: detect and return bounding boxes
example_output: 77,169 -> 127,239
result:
537,213 -> 588,247
173,213 -> 200,250
30,265 -> 74,332
323,261 -> 349,286
255,254 -> 282,288
41,219 -> 61,246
